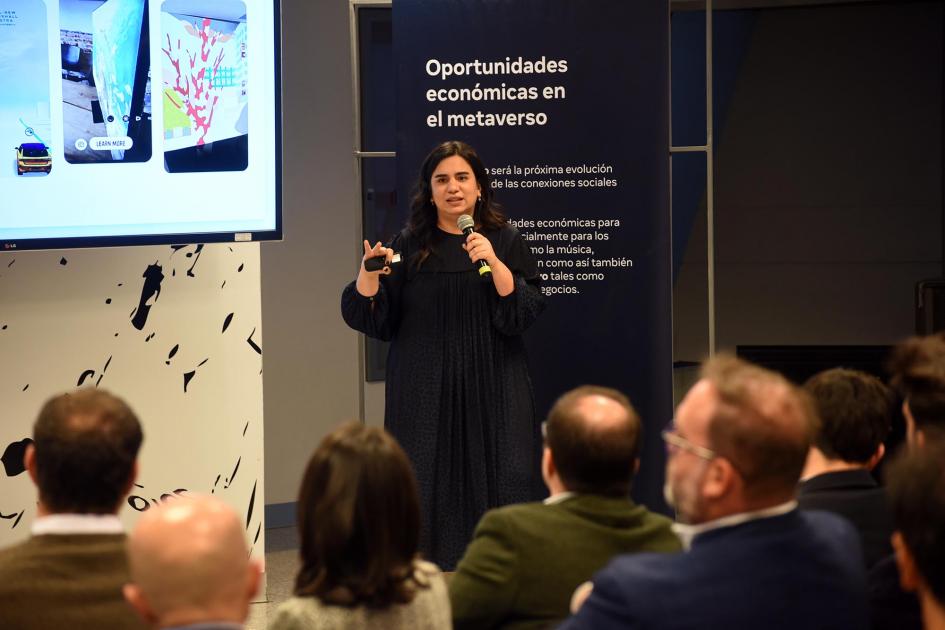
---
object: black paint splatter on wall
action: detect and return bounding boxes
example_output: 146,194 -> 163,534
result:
224,457 -> 241,489
1,439 -> 32,477
166,344 -> 179,365
247,328 -> 262,355
182,358 -> 209,392
187,244 -> 205,277
77,355 -> 114,387
0,511 -> 24,529
245,480 -> 257,529
222,313 -> 234,333
131,263 -> 165,331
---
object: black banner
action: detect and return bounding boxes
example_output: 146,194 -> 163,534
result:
394,0 -> 672,512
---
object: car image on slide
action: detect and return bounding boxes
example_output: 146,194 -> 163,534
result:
15,143 -> 52,176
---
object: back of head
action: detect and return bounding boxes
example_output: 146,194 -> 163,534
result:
889,333 -> 945,437
545,385 -> 641,497
701,355 -> 812,503
804,368 -> 892,464
295,422 -> 422,607
33,388 -> 142,514
886,439 -> 945,604
125,495 -> 256,625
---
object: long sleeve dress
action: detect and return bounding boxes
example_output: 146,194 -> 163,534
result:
341,223 -> 545,569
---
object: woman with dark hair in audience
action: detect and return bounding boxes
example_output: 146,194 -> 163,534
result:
341,140 -> 545,569
269,423 -> 450,630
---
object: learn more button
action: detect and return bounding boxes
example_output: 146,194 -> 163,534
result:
90,136 -> 134,151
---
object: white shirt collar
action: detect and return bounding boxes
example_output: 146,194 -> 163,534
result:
543,491 -> 576,505
671,500 -> 798,550
31,513 -> 124,536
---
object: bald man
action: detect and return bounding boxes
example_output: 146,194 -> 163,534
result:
123,495 -> 261,629
562,355 -> 868,630
449,385 -> 680,630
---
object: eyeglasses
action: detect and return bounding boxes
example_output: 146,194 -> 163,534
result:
661,429 -> 716,461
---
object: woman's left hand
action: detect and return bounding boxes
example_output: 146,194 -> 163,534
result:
463,232 -> 497,266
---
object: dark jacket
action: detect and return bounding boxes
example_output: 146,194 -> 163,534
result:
798,468 -> 893,568
559,510 -> 868,630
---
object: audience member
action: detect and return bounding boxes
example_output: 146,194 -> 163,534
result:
561,355 -> 867,630
124,495 -> 261,629
889,332 -> 945,445
886,439 -> 945,630
0,388 -> 145,629
449,385 -> 680,629
269,423 -> 450,630
798,368 -> 894,568
868,333 -> 945,630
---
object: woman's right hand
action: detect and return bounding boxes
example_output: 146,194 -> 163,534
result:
360,240 -> 393,275
356,240 -> 392,298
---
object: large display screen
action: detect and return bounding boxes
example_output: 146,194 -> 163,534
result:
0,0 -> 281,250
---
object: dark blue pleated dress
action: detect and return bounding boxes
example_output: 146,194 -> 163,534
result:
342,223 -> 545,569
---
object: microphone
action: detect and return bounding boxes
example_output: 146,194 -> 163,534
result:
457,214 -> 492,279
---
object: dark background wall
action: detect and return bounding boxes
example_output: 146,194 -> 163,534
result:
673,0 -> 944,360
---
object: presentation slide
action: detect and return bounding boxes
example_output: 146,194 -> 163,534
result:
0,0 -> 279,248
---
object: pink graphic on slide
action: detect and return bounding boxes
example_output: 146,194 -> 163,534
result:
162,18 -> 230,145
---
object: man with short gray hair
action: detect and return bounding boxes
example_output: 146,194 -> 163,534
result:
562,356 -> 868,630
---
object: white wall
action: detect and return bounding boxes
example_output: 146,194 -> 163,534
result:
0,244 -> 265,561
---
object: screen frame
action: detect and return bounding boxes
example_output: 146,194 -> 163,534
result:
1,0 -> 283,253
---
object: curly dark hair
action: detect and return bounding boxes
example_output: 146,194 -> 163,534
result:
294,423 -> 425,608
407,140 -> 507,268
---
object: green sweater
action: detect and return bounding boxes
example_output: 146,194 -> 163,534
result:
449,494 -> 681,630
0,533 -> 145,630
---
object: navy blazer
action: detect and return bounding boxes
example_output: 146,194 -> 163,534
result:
798,468 -> 893,568
559,510 -> 868,630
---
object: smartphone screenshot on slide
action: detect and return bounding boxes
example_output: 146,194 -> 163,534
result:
60,0 -> 152,164
0,0 -> 53,178
161,0 -> 247,173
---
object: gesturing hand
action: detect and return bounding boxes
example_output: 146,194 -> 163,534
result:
361,240 -> 393,275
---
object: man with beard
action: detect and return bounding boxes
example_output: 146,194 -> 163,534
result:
561,355 -> 868,630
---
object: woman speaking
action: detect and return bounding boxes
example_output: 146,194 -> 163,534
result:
341,140 -> 545,569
